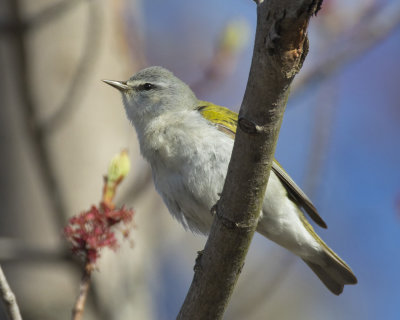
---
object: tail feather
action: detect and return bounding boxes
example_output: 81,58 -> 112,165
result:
297,211 -> 357,294
257,200 -> 357,294
303,249 -> 357,295
303,260 -> 344,295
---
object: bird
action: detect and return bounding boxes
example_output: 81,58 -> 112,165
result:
103,66 -> 357,295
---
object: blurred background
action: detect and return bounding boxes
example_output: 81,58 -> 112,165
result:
0,0 -> 399,319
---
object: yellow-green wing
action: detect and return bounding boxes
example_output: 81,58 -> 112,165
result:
196,100 -> 327,229
197,100 -> 238,138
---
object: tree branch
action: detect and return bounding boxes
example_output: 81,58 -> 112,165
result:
0,265 -> 22,320
177,1 -> 322,319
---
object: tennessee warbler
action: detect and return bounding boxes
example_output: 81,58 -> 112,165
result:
103,66 -> 357,295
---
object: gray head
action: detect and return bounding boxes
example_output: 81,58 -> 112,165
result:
103,66 -> 197,128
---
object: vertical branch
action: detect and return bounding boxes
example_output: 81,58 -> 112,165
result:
178,1 -> 322,319
228,83 -> 338,320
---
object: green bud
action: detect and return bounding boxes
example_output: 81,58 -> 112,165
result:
108,149 -> 130,183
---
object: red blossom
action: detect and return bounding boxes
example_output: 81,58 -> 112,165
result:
64,205 -> 134,264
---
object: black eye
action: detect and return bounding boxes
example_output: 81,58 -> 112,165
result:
142,83 -> 154,91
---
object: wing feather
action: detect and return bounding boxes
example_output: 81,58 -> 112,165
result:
196,101 -> 327,229
271,161 -> 327,228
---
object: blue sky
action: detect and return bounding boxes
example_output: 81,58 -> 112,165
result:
137,1 -> 400,318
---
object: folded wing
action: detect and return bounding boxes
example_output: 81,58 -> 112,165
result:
196,101 -> 327,228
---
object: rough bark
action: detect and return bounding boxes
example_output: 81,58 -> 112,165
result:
177,1 -> 322,319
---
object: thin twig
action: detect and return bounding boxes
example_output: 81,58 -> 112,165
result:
72,262 -> 92,320
0,265 -> 22,320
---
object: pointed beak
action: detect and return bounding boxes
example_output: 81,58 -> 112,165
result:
102,79 -> 130,91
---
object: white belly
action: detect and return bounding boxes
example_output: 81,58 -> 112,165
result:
141,111 -> 321,259
258,173 -> 322,260
145,112 -> 233,233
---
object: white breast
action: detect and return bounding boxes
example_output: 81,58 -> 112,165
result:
138,110 -> 233,233
136,110 -> 322,260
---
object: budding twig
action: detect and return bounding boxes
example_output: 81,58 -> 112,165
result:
65,150 -> 134,320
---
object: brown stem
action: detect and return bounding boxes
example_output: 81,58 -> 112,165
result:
177,1 -> 322,319
72,262 -> 92,320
